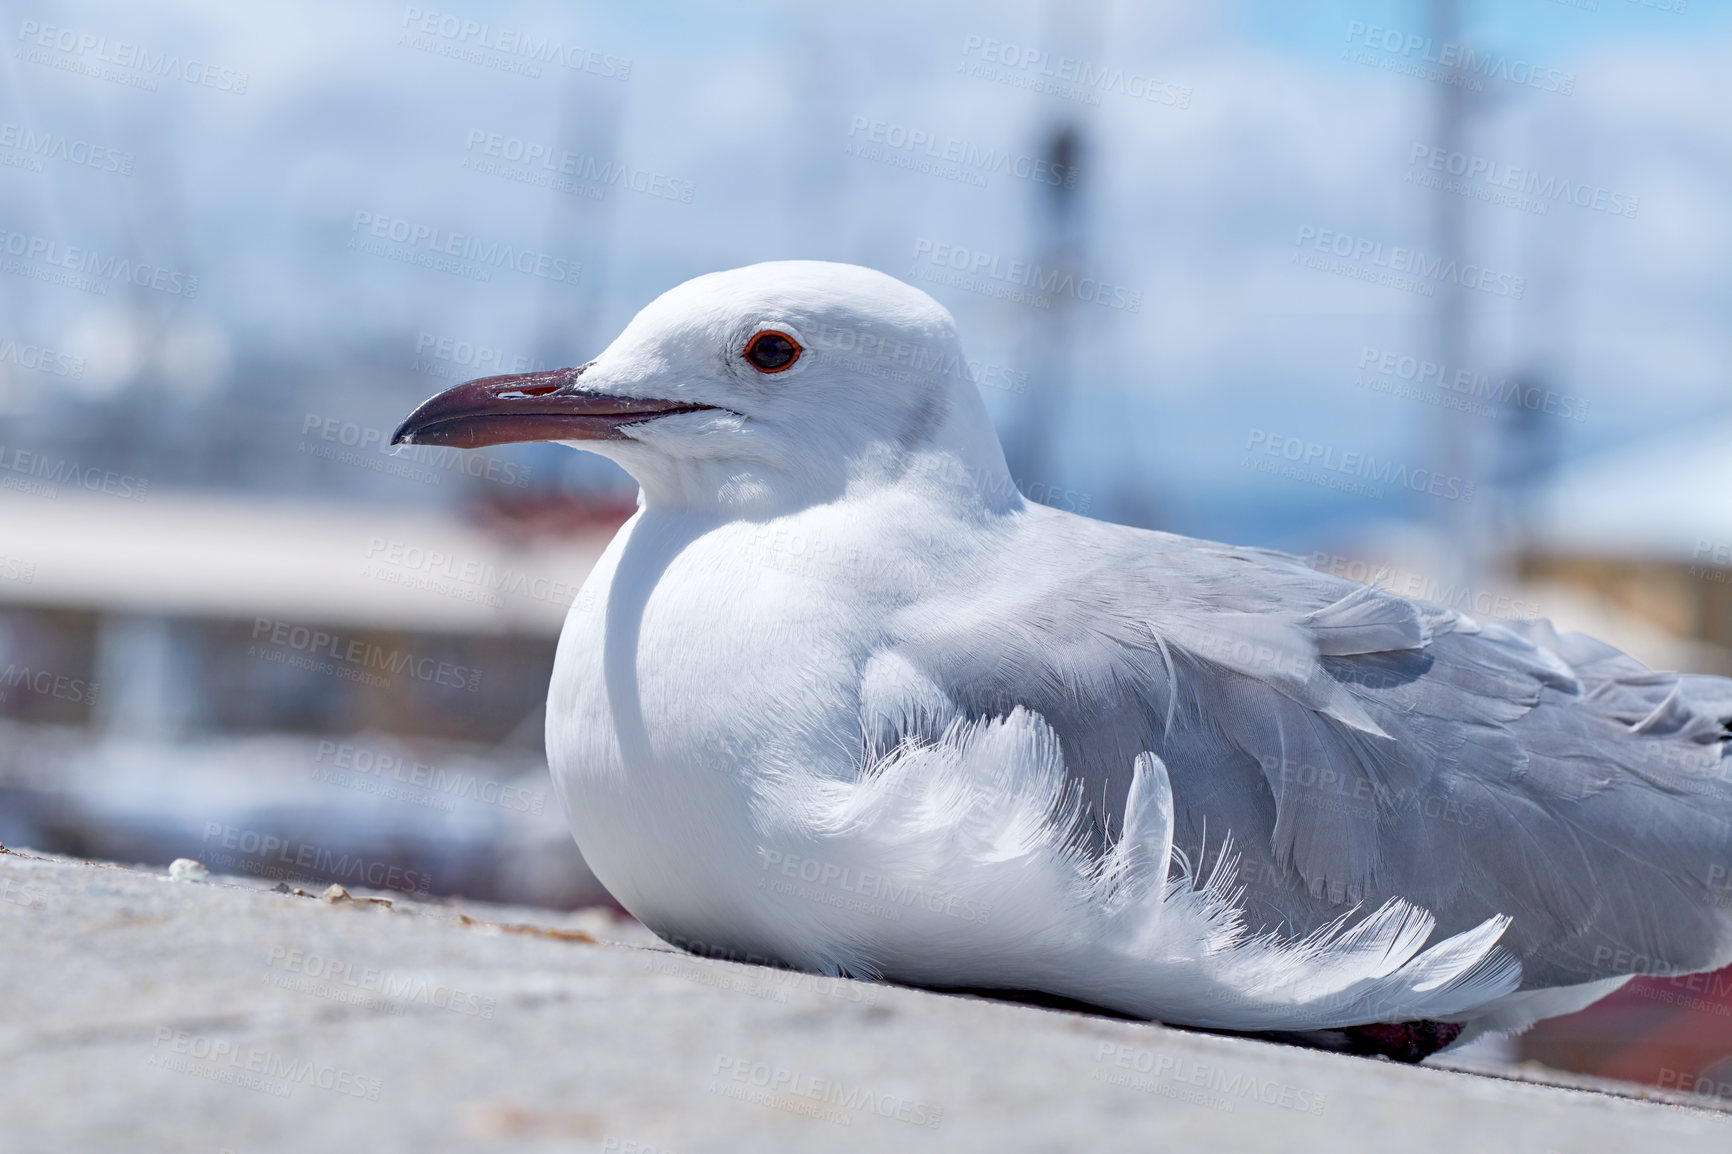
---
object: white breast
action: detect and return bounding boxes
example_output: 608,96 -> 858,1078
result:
545,504 -> 885,950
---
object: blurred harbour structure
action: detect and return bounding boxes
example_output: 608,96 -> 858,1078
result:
0,484 -> 626,905
1523,422 -> 1732,671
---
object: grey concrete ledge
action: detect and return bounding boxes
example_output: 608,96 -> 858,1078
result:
1,845 -> 1728,1153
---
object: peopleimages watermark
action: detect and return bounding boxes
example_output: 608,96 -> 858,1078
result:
1630,738 -> 1727,789
1405,144 -> 1639,220
1658,1067 -> 1732,1101
1231,853 -> 1372,911
1342,21 -> 1575,96
1689,540 -> 1732,587
803,318 -> 1028,394
461,129 -> 694,204
0,337 -> 84,379
1707,864 -> 1732,909
0,227 -> 198,298
398,7 -> 631,81
148,1027 -> 381,1101
600,1137 -> 680,1154
756,848 -> 991,926
661,932 -> 816,971
0,874 -> 49,911
1546,0 -> 1690,14
15,19 -> 250,94
957,34 -> 1191,110
1309,551 -> 1540,622
0,663 -> 97,706
1091,1041 -> 1327,1116
410,330 -> 546,384
0,442 -> 149,502
1629,978 -> 1732,1024
1184,623 -> 1318,682
1357,348 -> 1586,424
311,739 -> 547,816
1292,225 -> 1524,300
247,616 -> 482,693
362,536 -> 581,610
1683,543 -> 1732,606
1588,942 -> 1687,978
1260,755 -> 1489,832
846,115 -> 1078,191
347,211 -> 581,287
710,1055 -> 944,1129
200,822 -> 434,895
264,944 -> 497,1018
636,950 -> 881,1008
1690,540 -> 1732,568
751,523 -> 937,595
1355,346 -> 1588,423
299,411 -> 531,489
0,121 -> 133,176
910,239 -> 1142,313
870,444 -> 1092,515
1243,429 -> 1476,504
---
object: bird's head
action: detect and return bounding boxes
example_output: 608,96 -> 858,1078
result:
391,260 -> 1014,515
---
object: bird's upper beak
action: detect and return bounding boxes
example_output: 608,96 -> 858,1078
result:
390,364 -> 713,449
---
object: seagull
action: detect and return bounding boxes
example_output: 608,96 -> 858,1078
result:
393,260 -> 1732,1061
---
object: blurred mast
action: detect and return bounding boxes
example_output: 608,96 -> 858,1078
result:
1427,0 -> 1479,583
530,67 -> 627,500
1003,0 -> 1102,490
534,73 -> 623,370
1428,0 -> 1573,589
1004,123 -> 1083,487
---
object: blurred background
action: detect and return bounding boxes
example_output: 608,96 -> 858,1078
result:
1,0 -> 1728,1099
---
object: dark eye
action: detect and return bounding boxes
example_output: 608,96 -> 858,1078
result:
744,330 -> 801,373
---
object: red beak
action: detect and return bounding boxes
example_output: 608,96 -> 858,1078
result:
390,365 -> 714,449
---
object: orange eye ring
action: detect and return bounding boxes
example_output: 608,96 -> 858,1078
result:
743,330 -> 801,373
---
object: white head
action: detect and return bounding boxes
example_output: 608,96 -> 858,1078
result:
393,261 -> 1015,516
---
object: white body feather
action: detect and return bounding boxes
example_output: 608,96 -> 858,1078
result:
549,502 -> 1522,1032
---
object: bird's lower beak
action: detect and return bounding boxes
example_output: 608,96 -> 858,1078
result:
390,365 -> 712,449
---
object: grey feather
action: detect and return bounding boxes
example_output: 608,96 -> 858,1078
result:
884,508 -> 1732,991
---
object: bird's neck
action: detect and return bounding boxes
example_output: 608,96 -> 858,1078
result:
628,437 -> 1022,521
627,456 -> 810,517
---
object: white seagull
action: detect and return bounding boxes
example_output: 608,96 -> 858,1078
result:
393,261 -> 1732,1061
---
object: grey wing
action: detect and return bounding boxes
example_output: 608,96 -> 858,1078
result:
876,514 -> 1732,989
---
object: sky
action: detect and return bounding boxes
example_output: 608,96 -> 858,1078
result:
0,0 -> 1726,549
